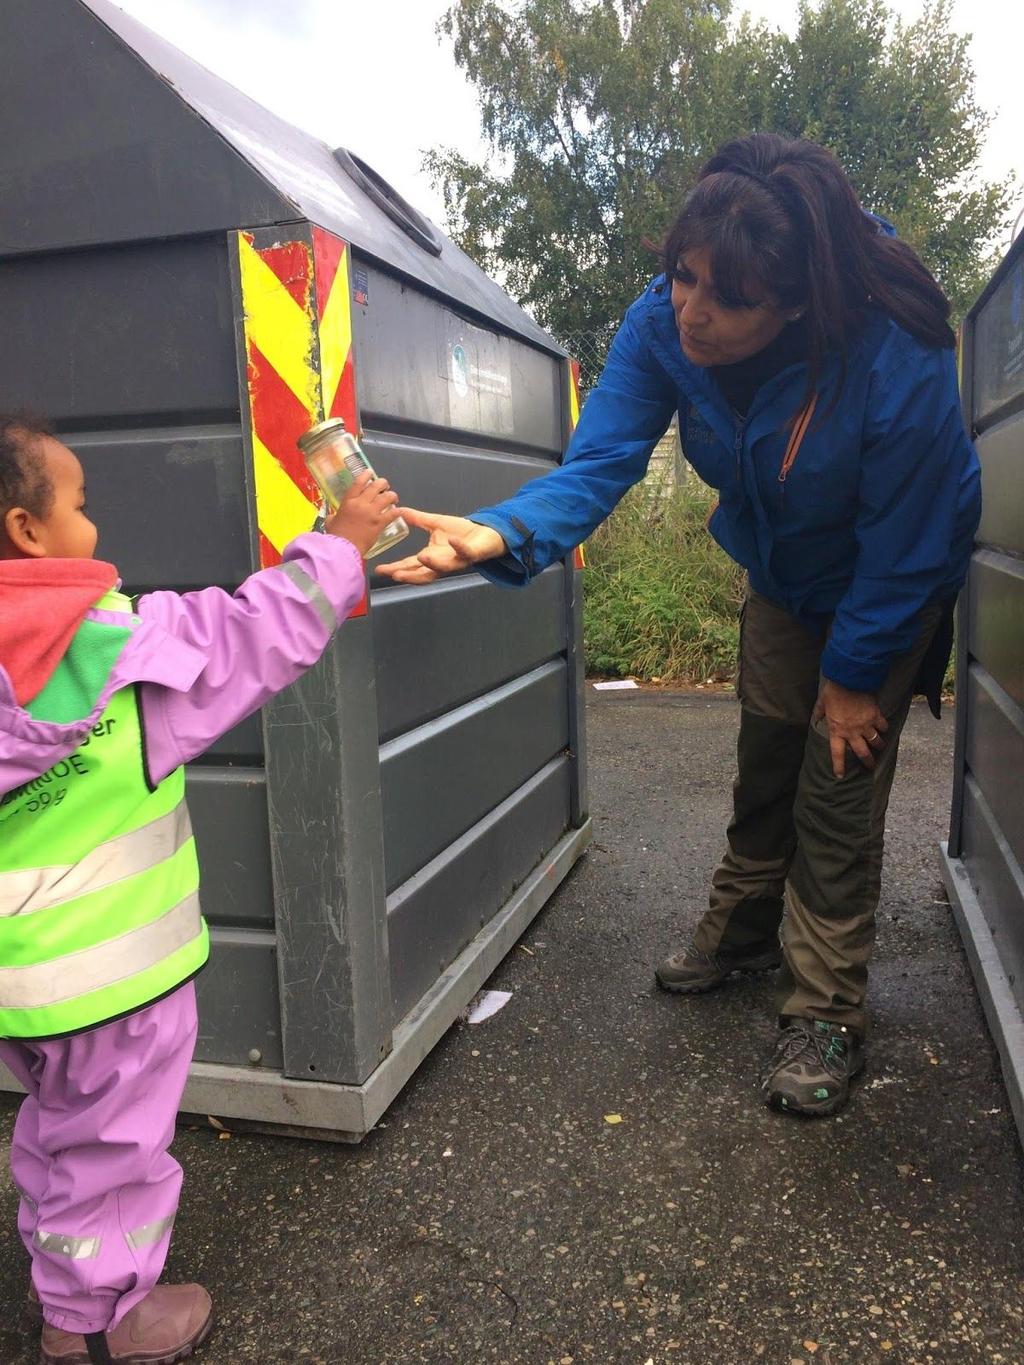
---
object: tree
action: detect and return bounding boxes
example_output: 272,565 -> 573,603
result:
427,0 -> 1014,358
727,0 -> 1013,312
425,0 -> 738,365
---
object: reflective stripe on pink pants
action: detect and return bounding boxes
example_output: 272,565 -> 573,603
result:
0,982 -> 197,1335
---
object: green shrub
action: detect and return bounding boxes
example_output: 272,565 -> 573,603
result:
583,478 -> 744,683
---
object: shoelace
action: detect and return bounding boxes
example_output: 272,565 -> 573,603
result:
684,947 -> 761,969
762,1023 -> 849,1084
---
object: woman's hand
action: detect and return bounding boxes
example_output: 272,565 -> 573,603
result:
374,508 -> 507,584
813,679 -> 888,779
324,471 -> 400,557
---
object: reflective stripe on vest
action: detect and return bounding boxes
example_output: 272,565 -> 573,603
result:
0,591 -> 209,1038
0,891 -> 202,1008
0,801 -> 193,917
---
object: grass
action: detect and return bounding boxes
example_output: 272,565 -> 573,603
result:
582,476 -> 744,684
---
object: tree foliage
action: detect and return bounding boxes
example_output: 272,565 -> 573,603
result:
426,0 -> 1014,348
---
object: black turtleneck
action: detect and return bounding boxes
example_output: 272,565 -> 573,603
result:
709,320 -> 809,417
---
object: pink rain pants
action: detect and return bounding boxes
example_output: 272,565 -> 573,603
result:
0,982 -> 197,1335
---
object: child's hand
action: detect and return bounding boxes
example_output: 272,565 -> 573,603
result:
324,471 -> 400,557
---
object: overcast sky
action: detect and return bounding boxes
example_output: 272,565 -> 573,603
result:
112,0 -> 1021,238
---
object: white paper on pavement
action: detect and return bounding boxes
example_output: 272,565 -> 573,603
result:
592,679 -> 639,690
466,989 -> 513,1024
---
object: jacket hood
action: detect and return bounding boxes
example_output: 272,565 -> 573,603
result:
0,558 -> 119,706
0,563 -> 210,800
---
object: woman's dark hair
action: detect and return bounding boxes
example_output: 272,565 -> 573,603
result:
662,133 -> 955,407
0,412 -> 55,523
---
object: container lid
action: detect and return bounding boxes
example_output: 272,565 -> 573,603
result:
0,0 -> 565,358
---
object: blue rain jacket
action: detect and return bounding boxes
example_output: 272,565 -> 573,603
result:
471,276 -> 981,692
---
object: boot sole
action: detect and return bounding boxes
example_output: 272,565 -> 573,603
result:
39,1310 -> 213,1365
656,953 -> 783,995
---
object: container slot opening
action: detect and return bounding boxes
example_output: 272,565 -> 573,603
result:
333,148 -> 443,257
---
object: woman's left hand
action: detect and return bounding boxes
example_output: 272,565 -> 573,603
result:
813,679 -> 888,779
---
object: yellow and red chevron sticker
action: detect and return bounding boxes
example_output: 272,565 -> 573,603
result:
568,357 -> 582,431
236,229 -> 321,570
312,227 -> 358,424
567,357 -> 586,570
235,225 -> 366,612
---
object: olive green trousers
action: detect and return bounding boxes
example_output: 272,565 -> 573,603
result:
690,588 -> 943,1034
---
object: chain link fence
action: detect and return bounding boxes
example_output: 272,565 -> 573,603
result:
557,328 -> 617,398
558,328 -> 690,501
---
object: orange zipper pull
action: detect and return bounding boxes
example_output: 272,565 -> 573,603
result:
778,395 -> 818,483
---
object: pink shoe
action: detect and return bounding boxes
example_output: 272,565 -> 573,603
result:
39,1284 -> 212,1364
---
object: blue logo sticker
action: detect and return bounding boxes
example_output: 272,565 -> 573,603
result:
450,343 -> 470,398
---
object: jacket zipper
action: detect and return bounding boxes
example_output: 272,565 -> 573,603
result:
776,396 -> 818,510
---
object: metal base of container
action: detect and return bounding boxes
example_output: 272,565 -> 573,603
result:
0,820 -> 591,1142
939,841 -> 1024,1150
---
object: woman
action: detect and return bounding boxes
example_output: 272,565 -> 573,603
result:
377,134 -> 981,1119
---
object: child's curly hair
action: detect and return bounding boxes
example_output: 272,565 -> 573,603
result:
0,412 -> 55,523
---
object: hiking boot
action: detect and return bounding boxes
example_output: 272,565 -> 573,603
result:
655,941 -> 782,994
39,1284 -> 212,1365
760,1019 -> 865,1117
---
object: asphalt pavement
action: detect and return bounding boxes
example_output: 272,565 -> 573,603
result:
2,692 -> 1022,1365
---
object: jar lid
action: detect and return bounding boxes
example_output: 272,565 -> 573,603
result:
297,417 -> 348,454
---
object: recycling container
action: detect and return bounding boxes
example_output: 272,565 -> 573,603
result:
0,0 -> 590,1138
941,230 -> 1024,1148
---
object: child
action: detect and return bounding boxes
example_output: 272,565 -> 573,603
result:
0,413 -> 399,1364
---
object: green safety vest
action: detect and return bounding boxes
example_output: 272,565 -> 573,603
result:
0,590 -> 209,1038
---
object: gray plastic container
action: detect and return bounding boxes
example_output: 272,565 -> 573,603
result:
941,230 -> 1024,1150
0,0 -> 590,1139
